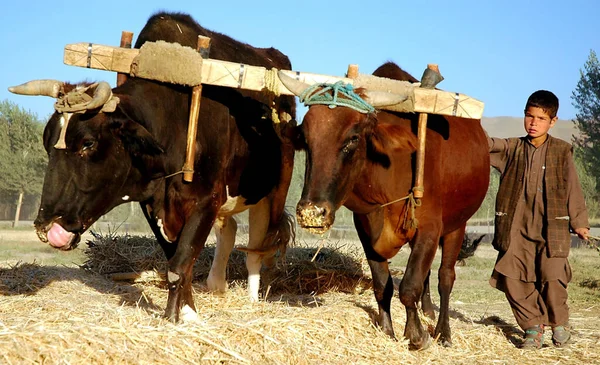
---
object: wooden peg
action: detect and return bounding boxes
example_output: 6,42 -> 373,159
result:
346,64 -> 359,79
182,35 -> 211,182
117,31 -> 134,86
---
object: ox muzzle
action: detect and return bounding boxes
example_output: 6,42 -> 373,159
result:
296,200 -> 335,235
34,218 -> 82,251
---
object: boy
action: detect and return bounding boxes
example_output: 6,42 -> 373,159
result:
487,90 -> 590,349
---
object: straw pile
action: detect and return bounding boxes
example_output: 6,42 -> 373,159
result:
81,234 -> 371,295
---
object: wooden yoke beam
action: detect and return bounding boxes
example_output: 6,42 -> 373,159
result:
413,64 -> 444,199
182,36 -> 211,182
117,31 -> 134,86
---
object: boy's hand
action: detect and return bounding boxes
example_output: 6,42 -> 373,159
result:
574,227 -> 590,240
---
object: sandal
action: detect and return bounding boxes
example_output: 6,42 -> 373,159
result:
552,325 -> 571,347
521,325 -> 544,349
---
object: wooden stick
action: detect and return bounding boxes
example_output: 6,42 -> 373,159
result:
117,31 -> 133,86
413,112 -> 428,199
413,64 -> 443,199
182,36 -> 211,182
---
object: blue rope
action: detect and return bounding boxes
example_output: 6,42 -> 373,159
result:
299,81 -> 375,114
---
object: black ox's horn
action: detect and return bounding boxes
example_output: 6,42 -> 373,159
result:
8,79 -> 64,98
84,81 -> 113,110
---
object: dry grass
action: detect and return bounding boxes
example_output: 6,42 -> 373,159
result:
1,234 -> 600,364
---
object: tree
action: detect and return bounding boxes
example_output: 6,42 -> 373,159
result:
572,50 -> 600,199
0,100 -> 47,226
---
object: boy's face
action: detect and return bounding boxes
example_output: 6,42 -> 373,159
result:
523,106 -> 557,141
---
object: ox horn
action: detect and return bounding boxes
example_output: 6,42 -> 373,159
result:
362,90 -> 409,108
8,79 -> 64,98
277,70 -> 310,97
85,81 -> 113,110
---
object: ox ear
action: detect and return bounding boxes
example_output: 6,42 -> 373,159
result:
280,119 -> 307,150
114,119 -> 165,157
370,123 -> 417,153
109,98 -> 164,157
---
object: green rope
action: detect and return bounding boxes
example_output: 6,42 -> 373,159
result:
299,81 -> 375,114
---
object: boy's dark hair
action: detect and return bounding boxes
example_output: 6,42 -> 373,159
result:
525,90 -> 559,118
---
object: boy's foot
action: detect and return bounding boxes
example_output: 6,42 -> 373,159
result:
552,325 -> 571,347
521,325 -> 544,349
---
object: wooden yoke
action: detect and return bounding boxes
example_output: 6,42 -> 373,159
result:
413,64 -> 444,199
117,31 -> 134,86
182,36 -> 211,182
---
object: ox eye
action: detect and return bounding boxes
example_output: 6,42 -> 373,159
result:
81,140 -> 96,152
342,135 -> 360,153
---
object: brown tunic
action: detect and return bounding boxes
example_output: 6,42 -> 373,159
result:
487,134 -> 588,328
488,136 -> 588,284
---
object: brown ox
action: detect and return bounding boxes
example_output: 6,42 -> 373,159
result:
279,62 -> 489,349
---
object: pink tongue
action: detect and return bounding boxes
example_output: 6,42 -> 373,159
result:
47,223 -> 75,248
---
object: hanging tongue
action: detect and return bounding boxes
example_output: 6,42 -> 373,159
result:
47,223 -> 75,248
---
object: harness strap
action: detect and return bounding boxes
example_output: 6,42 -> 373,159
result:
379,190 -> 422,230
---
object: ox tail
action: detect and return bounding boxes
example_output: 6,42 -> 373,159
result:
236,210 -> 296,267
456,234 -> 485,266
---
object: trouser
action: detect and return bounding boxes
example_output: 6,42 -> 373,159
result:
502,276 -> 569,330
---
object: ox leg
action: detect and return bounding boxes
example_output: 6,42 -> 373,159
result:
246,198 -> 270,302
435,226 -> 465,347
400,225 -> 440,350
140,202 -> 176,259
354,214 -> 395,338
164,206 -> 216,322
421,269 -> 436,320
206,216 -> 237,293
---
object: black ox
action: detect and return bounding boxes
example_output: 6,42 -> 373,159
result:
9,12 -> 296,322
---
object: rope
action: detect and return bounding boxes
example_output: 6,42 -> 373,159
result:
379,190 -> 422,230
299,81 -> 375,114
264,68 -> 281,123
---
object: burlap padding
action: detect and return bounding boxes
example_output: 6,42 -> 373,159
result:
130,41 -> 203,86
354,74 -> 416,113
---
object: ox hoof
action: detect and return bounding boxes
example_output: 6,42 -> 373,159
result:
180,305 -> 200,323
249,292 -> 260,303
408,333 -> 432,351
439,338 -> 452,348
206,275 -> 228,293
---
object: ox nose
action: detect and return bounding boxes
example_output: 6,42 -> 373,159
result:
296,200 -> 334,235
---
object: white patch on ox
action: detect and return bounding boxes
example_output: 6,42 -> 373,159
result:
121,195 -> 130,201
218,186 -> 249,215
156,219 -> 173,243
246,198 -> 271,302
180,305 -> 200,323
207,216 -> 237,293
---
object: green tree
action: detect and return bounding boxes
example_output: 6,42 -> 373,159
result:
572,50 -> 600,200
0,100 -> 47,226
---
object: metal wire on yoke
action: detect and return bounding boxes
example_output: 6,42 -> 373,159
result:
299,81 -> 375,114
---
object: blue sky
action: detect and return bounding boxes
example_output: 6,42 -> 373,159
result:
1,0 -> 598,121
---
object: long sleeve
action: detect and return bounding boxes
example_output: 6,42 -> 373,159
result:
488,136 -> 511,174
566,151 -> 590,230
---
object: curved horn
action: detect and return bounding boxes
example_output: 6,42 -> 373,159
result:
362,90 -> 409,108
85,81 -> 113,110
277,70 -> 311,97
8,79 -> 64,98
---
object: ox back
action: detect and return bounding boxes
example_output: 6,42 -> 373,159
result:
27,11 -> 296,322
